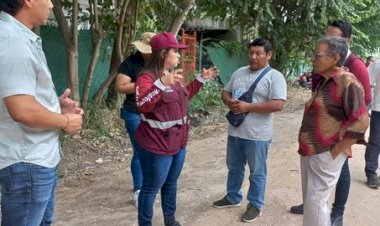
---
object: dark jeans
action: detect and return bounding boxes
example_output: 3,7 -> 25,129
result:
331,158 -> 350,217
121,108 -> 143,192
0,162 -> 57,226
365,110 -> 380,178
137,147 -> 186,226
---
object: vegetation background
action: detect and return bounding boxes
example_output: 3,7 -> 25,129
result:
48,0 -> 380,171
27,1 -> 380,224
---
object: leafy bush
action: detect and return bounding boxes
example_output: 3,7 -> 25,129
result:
189,80 -> 224,114
83,105 -> 122,138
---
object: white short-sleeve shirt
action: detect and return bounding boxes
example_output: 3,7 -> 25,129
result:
369,60 -> 380,112
0,12 -> 61,169
224,65 -> 287,141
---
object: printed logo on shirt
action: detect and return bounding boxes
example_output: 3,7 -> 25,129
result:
136,85 -> 160,107
234,88 -> 247,99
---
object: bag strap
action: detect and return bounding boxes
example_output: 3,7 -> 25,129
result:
247,66 -> 272,93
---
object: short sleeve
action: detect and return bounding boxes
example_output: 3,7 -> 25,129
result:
224,70 -> 238,93
270,70 -> 287,101
118,58 -> 133,76
369,61 -> 380,86
0,38 -> 36,99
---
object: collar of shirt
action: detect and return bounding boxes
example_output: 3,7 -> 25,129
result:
0,12 -> 40,43
317,68 -> 341,88
330,68 -> 342,84
345,49 -> 351,60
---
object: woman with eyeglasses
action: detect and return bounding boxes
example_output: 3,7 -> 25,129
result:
297,37 -> 369,226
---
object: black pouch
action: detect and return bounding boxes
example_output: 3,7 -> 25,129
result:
225,91 -> 252,127
225,111 -> 247,127
225,66 -> 271,127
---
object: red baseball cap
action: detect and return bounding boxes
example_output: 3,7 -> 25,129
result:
150,32 -> 188,51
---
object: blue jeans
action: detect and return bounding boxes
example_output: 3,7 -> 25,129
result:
226,136 -> 270,210
0,162 -> 57,226
121,108 -> 143,192
365,110 -> 380,178
137,147 -> 186,226
331,158 -> 350,217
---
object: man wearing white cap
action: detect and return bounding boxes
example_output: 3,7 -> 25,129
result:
115,32 -> 156,208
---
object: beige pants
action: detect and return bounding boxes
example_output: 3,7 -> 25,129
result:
300,152 -> 347,226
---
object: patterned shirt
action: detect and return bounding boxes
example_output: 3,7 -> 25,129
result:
298,68 -> 369,156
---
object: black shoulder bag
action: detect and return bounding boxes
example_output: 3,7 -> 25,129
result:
225,66 -> 272,127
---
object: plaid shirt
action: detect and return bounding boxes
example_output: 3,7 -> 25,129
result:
298,68 -> 369,156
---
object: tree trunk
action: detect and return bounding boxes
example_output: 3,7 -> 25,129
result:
93,0 -> 138,106
52,0 -> 80,101
69,0 -> 80,101
93,69 -> 118,106
168,0 -> 194,35
66,49 -> 79,101
81,33 -> 105,107
81,0 -> 106,107
105,0 -> 137,106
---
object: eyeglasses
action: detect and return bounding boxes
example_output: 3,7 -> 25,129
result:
312,52 -> 332,59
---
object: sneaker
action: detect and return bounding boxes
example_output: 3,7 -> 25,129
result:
289,204 -> 304,214
331,214 -> 343,226
165,221 -> 181,226
367,176 -> 380,189
241,205 -> 261,223
133,189 -> 140,208
213,196 -> 241,208
164,216 -> 181,226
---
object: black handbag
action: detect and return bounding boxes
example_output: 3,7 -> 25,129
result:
226,67 -> 272,127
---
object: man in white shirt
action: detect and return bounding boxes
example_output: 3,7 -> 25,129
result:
0,1 -> 83,225
365,60 -> 380,188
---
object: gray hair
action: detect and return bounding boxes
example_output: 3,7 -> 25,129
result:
317,37 -> 348,66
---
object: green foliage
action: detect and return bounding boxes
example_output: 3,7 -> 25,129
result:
349,0 -> 380,55
138,0 -> 195,32
210,40 -> 246,55
136,1 -> 161,32
54,0 -> 380,118
195,0 -> 380,75
189,80 -> 224,114
83,105 -> 120,138
98,1 -> 119,35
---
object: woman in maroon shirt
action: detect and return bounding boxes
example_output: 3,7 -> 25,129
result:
135,32 -> 218,226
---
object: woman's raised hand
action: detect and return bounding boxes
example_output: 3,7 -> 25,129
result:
201,67 -> 220,80
161,69 -> 184,86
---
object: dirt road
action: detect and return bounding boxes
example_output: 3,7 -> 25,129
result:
54,109 -> 379,226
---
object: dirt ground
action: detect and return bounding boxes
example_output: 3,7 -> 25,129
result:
53,88 -> 379,226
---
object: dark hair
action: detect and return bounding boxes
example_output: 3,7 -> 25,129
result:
328,20 -> 352,38
318,37 -> 348,67
143,48 -> 171,79
248,38 -> 272,53
0,0 -> 24,16
367,56 -> 374,61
